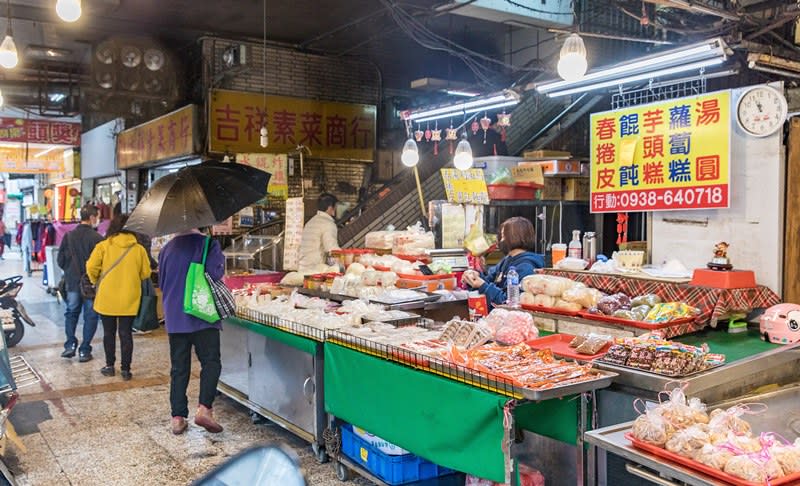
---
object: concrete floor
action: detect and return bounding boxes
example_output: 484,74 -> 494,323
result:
0,250 -> 373,486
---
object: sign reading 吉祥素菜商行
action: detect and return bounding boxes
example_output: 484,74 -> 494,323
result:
209,89 -> 376,161
590,91 -> 731,213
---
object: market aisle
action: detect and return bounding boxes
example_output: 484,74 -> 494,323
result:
0,251 -> 370,486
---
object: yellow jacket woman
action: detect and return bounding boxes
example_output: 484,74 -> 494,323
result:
86,214 -> 151,381
86,232 -> 151,316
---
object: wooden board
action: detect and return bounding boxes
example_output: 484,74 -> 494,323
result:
785,117 -> 800,303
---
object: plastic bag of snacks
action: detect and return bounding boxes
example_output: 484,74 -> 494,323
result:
561,286 -> 603,309
632,407 -> 670,446
493,312 -> 539,346
665,424 -> 711,458
645,302 -> 698,323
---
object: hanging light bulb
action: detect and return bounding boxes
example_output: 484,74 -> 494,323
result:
223,154 -> 231,163
0,34 -> 17,69
453,133 -> 473,171
56,0 -> 81,22
557,33 -> 587,82
259,126 -> 268,148
400,138 -> 419,167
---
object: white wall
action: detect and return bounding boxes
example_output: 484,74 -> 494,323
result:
651,84 -> 785,293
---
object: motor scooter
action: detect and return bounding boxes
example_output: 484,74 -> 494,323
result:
0,277 -> 35,347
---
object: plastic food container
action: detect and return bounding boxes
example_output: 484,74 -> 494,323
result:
395,273 -> 456,292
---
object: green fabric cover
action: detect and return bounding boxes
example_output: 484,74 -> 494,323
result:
675,329 -> 779,363
226,317 -> 317,355
325,343 -> 509,483
514,396 -> 579,445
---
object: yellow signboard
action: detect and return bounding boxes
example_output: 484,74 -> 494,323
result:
590,91 -> 731,213
441,169 -> 489,205
237,153 -> 289,199
0,146 -> 65,173
117,105 -> 198,169
209,89 -> 376,161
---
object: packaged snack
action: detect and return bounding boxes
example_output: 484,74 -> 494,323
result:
632,408 -> 669,446
520,292 -> 537,307
631,305 -> 651,321
554,299 -> 582,312
597,293 -> 631,315
603,344 -> 632,365
631,294 -> 663,307
613,309 -> 636,320
708,406 -> 753,441
521,275 -> 579,297
665,424 -> 711,458
569,335 -> 587,348
561,286 -> 604,309
651,347 -> 700,377
724,454 -> 784,483
493,311 -> 538,346
575,334 -> 611,355
694,443 -> 735,470
533,293 -> 556,308
627,344 -> 657,371
645,302 -> 698,323
659,387 -> 709,430
772,443 -> 800,474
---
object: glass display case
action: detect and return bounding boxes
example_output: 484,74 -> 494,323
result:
224,233 -> 282,275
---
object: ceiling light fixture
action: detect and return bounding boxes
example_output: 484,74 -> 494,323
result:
35,147 -> 58,158
453,133 -> 473,171
402,90 -> 520,124
546,58 -> 724,97
556,33 -> 587,82
56,0 -> 81,22
0,0 -> 18,69
400,138 -> 419,167
444,89 -> 480,97
537,37 -> 727,96
747,52 -> 800,79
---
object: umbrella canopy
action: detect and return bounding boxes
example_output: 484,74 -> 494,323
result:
125,160 -> 270,236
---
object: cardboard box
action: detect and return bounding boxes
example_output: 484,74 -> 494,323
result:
538,177 -> 563,200
563,178 -> 590,201
537,159 -> 582,176
511,164 -> 544,186
619,241 -> 648,253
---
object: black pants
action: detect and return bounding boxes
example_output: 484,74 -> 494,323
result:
101,315 -> 134,371
169,328 -> 221,418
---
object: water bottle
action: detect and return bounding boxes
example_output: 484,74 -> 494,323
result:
506,266 -> 520,308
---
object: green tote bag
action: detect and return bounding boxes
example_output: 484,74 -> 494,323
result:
183,236 -> 221,323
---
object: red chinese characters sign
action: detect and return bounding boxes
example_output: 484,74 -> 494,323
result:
116,105 -> 198,169
209,89 -> 376,161
590,91 -> 731,213
0,118 -> 80,145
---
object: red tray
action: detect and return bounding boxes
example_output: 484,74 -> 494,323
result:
521,303 -> 581,317
577,311 -> 695,330
625,433 -> 800,486
526,334 -> 611,361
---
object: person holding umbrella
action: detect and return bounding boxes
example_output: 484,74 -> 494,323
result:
125,160 -> 271,435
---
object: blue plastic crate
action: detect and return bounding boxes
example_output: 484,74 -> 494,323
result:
340,425 -> 454,485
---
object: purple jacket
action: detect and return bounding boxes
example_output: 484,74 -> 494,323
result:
158,233 -> 225,334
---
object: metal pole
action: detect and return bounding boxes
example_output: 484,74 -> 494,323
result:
413,166 -> 427,220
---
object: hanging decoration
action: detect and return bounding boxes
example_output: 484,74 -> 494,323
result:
430,121 -> 442,156
445,122 -> 458,155
496,111 -> 511,142
480,113 -> 492,144
424,122 -> 432,142
414,124 -> 424,142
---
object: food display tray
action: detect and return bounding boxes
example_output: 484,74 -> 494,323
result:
526,334 -> 611,361
594,357 -> 725,379
625,433 -> 800,486
521,303 -> 581,317
577,311 -> 695,330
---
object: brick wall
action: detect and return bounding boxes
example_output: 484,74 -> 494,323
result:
201,37 -> 380,106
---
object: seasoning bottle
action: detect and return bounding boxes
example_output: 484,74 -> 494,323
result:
568,230 -> 582,259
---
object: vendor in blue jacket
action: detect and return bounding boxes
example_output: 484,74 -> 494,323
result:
463,216 -> 545,307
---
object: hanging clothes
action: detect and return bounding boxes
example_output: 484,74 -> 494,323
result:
38,224 -> 55,263
21,222 -> 32,276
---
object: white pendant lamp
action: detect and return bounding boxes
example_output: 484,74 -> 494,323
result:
56,0 -> 82,22
557,33 -> 587,82
453,134 -> 473,171
0,1 -> 17,70
400,138 -> 419,167
259,126 -> 268,148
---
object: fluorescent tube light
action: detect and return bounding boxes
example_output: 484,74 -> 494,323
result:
403,91 -> 520,122
537,37 -> 726,94
445,89 -> 480,97
34,146 -> 58,158
546,58 -> 724,97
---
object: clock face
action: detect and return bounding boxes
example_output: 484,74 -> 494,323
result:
737,86 -> 787,137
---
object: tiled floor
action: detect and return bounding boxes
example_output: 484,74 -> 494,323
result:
0,250 -> 371,486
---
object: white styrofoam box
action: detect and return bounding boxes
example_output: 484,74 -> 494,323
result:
352,426 -> 409,456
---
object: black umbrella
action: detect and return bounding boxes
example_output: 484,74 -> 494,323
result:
125,160 -> 271,236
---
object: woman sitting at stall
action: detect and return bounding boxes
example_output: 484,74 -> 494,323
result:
462,216 -> 544,307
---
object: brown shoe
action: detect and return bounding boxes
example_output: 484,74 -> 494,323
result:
171,416 -> 188,435
194,405 -> 223,433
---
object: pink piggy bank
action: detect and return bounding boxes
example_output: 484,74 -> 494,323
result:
760,303 -> 800,344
